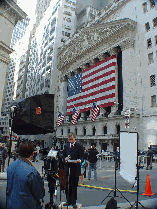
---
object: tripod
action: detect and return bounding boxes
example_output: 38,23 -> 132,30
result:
45,172 -> 60,209
129,150 -> 146,209
101,156 -> 132,207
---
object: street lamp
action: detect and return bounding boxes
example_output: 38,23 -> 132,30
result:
8,106 -> 17,166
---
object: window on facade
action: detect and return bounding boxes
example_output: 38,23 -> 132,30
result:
75,128 -> 77,135
65,32 -> 70,37
92,126 -> 96,136
153,17 -> 157,28
150,75 -> 156,87
151,95 -> 156,107
147,38 -> 152,48
143,2 -> 147,13
148,52 -> 154,64
66,18 -> 71,22
150,0 -> 155,8
117,125 -> 120,135
104,126 -> 107,134
145,22 -> 150,31
63,10 -> 72,16
61,129 -> 63,135
68,128 -> 70,133
155,35 -> 157,45
83,127 -> 86,136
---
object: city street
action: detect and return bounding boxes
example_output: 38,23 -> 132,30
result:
0,157 -> 157,208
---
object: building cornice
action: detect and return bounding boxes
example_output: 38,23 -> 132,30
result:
57,18 -> 136,75
0,0 -> 27,26
0,41 -> 14,64
93,0 -> 131,25
0,41 -> 14,54
0,54 -> 9,64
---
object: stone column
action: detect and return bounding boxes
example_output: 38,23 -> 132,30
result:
108,48 -> 119,117
87,110 -> 92,120
120,39 -> 136,112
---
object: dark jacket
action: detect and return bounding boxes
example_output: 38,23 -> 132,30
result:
88,148 -> 99,163
147,149 -> 153,158
7,157 -> 45,209
63,142 -> 84,177
2,147 -> 7,159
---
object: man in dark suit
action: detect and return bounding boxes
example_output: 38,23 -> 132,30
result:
63,133 -> 84,208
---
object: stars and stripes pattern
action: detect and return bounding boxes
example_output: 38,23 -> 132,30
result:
56,112 -> 65,126
91,102 -> 100,121
67,55 -> 116,115
72,107 -> 80,125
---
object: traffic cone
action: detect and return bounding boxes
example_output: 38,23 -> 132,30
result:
142,175 -> 155,196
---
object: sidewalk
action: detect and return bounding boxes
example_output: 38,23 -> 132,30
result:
1,158 -> 157,208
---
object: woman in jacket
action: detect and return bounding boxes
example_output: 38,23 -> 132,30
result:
6,140 -> 45,209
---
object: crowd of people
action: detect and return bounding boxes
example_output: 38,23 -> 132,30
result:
5,134 -> 155,209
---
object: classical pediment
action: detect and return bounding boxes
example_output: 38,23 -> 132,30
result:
57,18 -> 136,74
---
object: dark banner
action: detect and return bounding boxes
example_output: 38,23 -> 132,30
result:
12,94 -> 54,135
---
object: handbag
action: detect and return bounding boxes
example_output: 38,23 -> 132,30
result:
84,161 -> 88,168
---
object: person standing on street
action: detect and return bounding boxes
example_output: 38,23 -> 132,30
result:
6,140 -> 45,209
146,147 -> 153,170
79,159 -> 86,184
0,143 -> 3,172
88,145 -> 99,180
2,143 -> 7,172
36,144 -> 40,162
63,133 -> 84,208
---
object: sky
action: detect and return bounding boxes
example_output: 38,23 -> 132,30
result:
17,0 -> 37,20
12,0 -> 38,54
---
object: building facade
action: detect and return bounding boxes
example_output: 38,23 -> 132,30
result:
56,0 -> 157,152
0,0 -> 27,116
0,0 -> 27,141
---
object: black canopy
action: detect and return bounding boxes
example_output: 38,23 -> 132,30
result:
12,94 -> 54,135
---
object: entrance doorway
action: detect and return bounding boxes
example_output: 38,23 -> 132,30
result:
113,142 -> 119,152
101,143 -> 107,151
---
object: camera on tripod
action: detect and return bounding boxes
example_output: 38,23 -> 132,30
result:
43,150 -> 67,209
44,150 -> 61,175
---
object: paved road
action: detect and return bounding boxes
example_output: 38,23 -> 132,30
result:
0,158 -> 157,208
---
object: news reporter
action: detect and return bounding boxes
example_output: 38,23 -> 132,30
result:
6,140 -> 45,209
63,133 -> 84,208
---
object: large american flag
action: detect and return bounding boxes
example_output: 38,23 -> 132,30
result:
72,107 -> 80,125
91,102 -> 100,122
56,112 -> 65,126
67,55 -> 116,115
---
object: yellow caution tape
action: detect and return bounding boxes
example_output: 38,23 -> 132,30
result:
78,184 -> 136,193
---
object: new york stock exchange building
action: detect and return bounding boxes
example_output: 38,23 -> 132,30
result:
55,0 -> 157,153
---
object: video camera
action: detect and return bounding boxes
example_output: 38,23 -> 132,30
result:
43,150 -> 67,209
43,150 -> 63,175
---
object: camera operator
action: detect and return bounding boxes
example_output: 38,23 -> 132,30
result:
6,140 -> 45,209
63,133 -> 84,208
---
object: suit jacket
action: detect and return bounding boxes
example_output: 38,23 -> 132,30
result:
63,142 -> 84,177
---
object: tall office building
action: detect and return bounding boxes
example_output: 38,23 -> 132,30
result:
1,16 -> 30,114
2,0 -> 54,110
25,0 -> 76,98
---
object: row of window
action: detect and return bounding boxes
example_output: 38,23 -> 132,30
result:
145,17 -> 157,31
60,125 -> 120,136
143,0 -> 156,13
